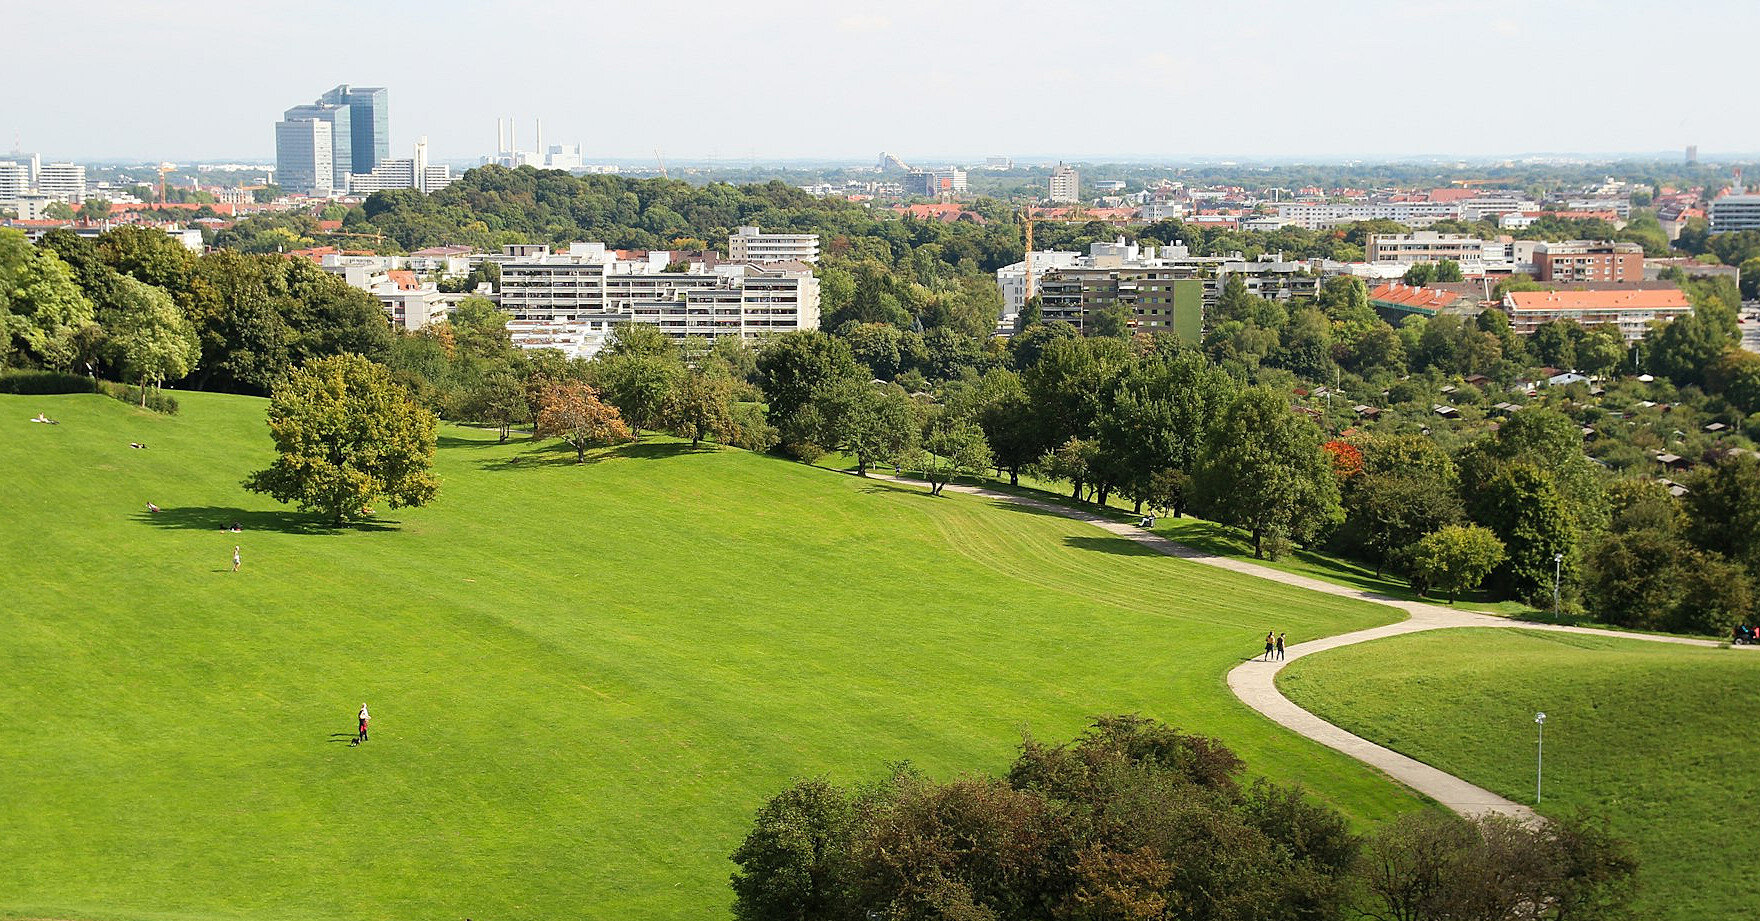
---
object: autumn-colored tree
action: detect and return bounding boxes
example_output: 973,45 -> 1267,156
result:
535,379 -> 632,463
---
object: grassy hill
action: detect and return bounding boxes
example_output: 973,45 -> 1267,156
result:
0,392 -> 1407,921
1280,628 -> 1760,921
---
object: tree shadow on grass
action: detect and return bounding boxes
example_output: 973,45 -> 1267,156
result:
438,433 -> 511,450
479,438 -> 720,471
1063,535 -> 1162,557
134,506 -> 400,535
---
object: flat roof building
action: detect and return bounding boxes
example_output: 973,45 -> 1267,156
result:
728,225 -> 819,263
1710,195 -> 1760,233
36,163 -> 87,203
275,118 -> 334,196
1048,164 -> 1080,204
1532,241 -> 1643,283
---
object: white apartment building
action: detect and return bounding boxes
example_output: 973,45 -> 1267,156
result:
1367,232 -> 1492,265
496,243 -> 820,358
1458,196 -> 1537,221
1048,165 -> 1081,203
995,250 -> 1083,312
1141,199 -> 1186,221
37,163 -> 87,202
0,162 -> 27,204
1562,198 -> 1631,218
1710,195 -> 1760,233
1276,201 -> 1461,229
728,225 -> 820,263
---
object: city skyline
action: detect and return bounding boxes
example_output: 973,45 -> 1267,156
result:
10,0 -> 1760,163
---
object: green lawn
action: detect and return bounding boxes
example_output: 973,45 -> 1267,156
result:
1279,628 -> 1760,921
0,392 -> 1411,921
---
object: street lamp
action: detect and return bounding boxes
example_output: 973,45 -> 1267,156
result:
1535,712 -> 1547,804
1552,552 -> 1564,618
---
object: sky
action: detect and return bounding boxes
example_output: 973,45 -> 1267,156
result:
10,0 -> 1759,164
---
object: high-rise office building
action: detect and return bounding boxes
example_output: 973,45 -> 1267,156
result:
1048,164 -> 1081,203
319,85 -> 389,174
274,84 -> 388,195
282,103 -> 352,189
275,118 -> 334,195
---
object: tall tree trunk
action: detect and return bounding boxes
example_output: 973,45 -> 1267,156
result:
1253,527 -> 1264,559
1009,468 -> 1019,487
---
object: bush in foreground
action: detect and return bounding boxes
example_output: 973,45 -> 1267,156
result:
733,716 -> 1637,921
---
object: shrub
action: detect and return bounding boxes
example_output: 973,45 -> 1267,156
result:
96,380 -> 179,415
0,370 -> 97,395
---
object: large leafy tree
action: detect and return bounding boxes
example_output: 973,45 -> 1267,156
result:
1404,525 -> 1505,602
1194,387 -> 1342,558
108,277 -> 200,403
914,416 -> 992,496
1336,434 -> 1463,575
757,330 -> 860,424
669,366 -> 739,447
0,229 -> 95,369
594,350 -> 681,437
811,378 -> 918,476
244,354 -> 439,526
534,378 -> 632,463
1097,349 -> 1235,515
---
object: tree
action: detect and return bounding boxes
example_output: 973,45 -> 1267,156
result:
1195,387 -> 1342,558
1432,259 -> 1464,282
1336,435 -> 1463,576
972,369 -> 1037,486
534,378 -> 633,463
108,277 -> 199,403
605,321 -> 674,359
1038,436 -> 1098,500
1401,262 -> 1435,286
811,378 -> 918,476
0,229 -> 95,369
243,354 -> 439,525
1097,350 -> 1234,515
595,351 -> 681,437
43,201 -> 75,221
757,330 -> 860,423
458,371 -> 530,442
1682,454 -> 1760,579
1404,525 -> 1505,602
914,417 -> 992,496
730,779 -> 858,921
670,367 -> 739,447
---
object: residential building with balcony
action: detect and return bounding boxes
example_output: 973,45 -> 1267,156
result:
1034,239 -> 1316,340
728,225 -> 819,263
1532,241 -> 1643,283
37,163 -> 87,202
1503,288 -> 1691,341
1048,164 -> 1080,203
1710,194 -> 1760,233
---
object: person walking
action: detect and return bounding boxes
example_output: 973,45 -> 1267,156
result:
1263,631 -> 1275,662
232,545 -> 241,573
357,703 -> 370,744
1275,633 -> 1286,661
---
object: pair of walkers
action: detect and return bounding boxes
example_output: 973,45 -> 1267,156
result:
1261,631 -> 1286,661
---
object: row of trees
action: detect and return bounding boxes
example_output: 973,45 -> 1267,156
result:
1,226 -> 392,398
731,716 -> 1636,921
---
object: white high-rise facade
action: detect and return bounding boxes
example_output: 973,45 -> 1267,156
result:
37,163 -> 87,202
0,162 -> 28,204
1048,164 -> 1081,203
275,118 -> 335,195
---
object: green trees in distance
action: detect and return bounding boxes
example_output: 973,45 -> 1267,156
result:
1404,525 -> 1506,602
1195,386 -> 1342,558
730,715 -> 1634,921
243,354 -> 439,526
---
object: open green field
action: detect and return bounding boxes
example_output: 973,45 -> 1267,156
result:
0,392 -> 1410,921
1280,628 -> 1760,921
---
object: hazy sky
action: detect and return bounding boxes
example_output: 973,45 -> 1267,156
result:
11,0 -> 1758,163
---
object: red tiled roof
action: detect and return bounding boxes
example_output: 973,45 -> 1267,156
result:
387,270 -> 420,290
1369,282 -> 1467,315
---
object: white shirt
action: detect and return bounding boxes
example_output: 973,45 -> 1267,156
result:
359,707 -> 370,721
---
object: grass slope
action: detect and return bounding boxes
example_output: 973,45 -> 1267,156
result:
1,392 -> 1406,921
1280,628 -> 1760,921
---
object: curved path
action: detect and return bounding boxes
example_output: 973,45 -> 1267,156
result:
869,473 -> 1741,821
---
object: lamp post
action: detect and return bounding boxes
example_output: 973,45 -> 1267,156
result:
1535,712 -> 1547,804
1552,552 -> 1564,619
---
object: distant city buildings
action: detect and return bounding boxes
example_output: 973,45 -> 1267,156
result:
275,84 -> 389,195
905,168 -> 967,198
1048,164 -> 1080,203
0,161 -> 30,205
350,137 -> 455,194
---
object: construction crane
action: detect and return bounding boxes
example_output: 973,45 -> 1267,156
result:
654,148 -> 668,180
1020,207 -> 1036,301
157,162 -> 176,204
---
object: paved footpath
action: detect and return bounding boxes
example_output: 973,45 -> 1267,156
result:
869,473 -> 1744,821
